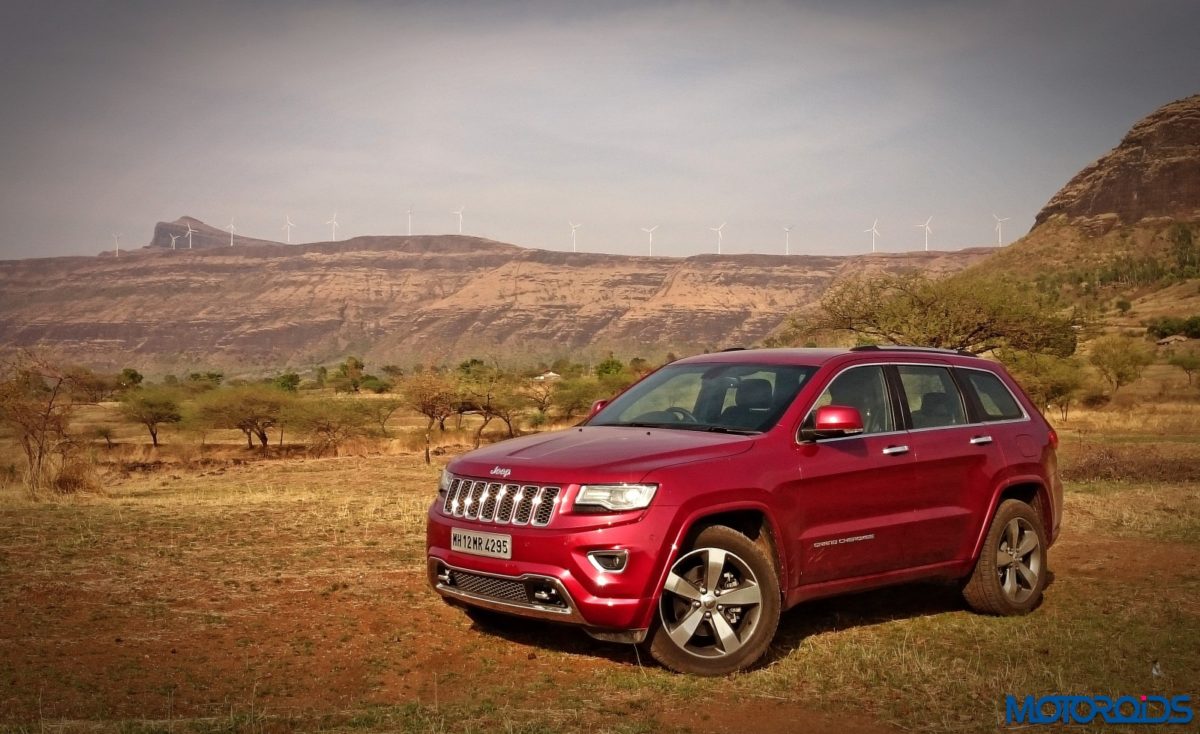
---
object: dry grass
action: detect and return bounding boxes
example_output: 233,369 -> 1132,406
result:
1,393 -> 1198,733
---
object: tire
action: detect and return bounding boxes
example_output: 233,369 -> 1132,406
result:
963,499 -> 1048,615
643,526 -> 781,675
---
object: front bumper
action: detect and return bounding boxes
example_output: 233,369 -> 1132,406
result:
426,504 -> 667,631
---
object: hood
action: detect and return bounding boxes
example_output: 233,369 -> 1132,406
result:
449,426 -> 755,484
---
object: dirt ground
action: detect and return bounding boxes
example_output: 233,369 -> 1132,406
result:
1,450 -> 1197,733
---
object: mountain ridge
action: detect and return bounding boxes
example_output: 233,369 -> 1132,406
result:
1,227 -> 989,372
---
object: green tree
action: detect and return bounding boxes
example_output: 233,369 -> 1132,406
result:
1001,351 -> 1085,420
359,397 -> 404,437
330,356 -> 367,393
119,388 -> 182,447
65,367 -> 118,402
188,371 -> 224,386
595,353 -> 625,378
551,377 -> 605,420
1167,351 -> 1200,386
357,374 -> 391,394
284,400 -> 369,457
272,372 -> 301,392
1088,335 -> 1154,393
800,272 -> 1079,356
521,378 -> 557,415
118,367 -> 144,391
193,385 -> 293,449
461,368 -> 529,445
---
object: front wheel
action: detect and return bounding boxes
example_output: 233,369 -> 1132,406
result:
962,499 -> 1048,615
644,526 -> 780,675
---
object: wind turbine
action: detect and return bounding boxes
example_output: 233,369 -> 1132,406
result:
112,233 -> 120,258
864,219 -> 880,253
184,222 -> 196,249
407,206 -> 413,236
915,216 -> 932,251
783,225 -> 794,256
282,215 -> 295,244
326,211 -> 339,240
569,221 -> 581,252
709,222 -> 726,254
641,225 -> 658,256
993,213 -> 1010,246
169,233 -> 180,250
226,219 -> 237,247
451,206 -> 464,234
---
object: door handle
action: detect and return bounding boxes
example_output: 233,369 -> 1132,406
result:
970,435 -> 994,446
882,445 -> 909,456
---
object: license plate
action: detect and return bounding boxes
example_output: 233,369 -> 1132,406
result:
451,528 -> 512,559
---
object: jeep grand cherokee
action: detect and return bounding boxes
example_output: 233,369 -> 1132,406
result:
426,346 -> 1062,674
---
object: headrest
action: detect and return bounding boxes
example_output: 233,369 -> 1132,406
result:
921,392 -> 954,416
736,378 -> 773,410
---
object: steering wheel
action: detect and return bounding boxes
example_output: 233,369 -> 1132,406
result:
665,406 -> 699,423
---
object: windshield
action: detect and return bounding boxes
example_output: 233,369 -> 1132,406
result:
587,362 -> 816,434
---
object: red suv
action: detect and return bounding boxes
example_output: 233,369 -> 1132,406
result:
426,347 -> 1062,674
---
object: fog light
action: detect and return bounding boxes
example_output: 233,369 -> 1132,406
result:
588,550 -> 629,573
436,564 -> 452,585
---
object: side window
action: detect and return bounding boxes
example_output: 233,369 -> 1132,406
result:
898,365 -> 967,429
963,370 -> 1025,421
812,366 -> 894,434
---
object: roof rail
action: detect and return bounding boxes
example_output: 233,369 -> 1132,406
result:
849,345 -> 976,357
719,346 -> 748,352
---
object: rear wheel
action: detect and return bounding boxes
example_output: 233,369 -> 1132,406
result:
963,499 -> 1048,615
644,526 -> 780,675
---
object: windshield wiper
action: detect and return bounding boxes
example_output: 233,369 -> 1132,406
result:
693,425 -> 762,435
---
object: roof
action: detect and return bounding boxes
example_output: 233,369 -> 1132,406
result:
672,346 -> 983,367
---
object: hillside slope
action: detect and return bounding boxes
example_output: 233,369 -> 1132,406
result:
973,94 -> 1200,303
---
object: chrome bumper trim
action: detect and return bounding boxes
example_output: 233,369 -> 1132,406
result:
427,558 -> 586,624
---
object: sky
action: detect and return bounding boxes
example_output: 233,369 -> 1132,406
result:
0,0 -> 1197,260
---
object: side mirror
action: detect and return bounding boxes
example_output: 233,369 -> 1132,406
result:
588,399 -> 609,418
801,405 -> 865,441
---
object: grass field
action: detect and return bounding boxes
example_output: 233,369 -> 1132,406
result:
1,402 -> 1198,733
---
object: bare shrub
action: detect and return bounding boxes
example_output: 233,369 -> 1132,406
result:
0,353 -> 88,498
51,453 -> 99,494
1061,443 -> 1200,483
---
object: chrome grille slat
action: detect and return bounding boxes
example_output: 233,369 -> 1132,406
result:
534,487 -> 560,526
495,484 -> 518,524
464,480 -> 487,519
479,482 -> 502,521
445,478 -> 466,515
441,475 -> 560,527
512,485 -> 537,525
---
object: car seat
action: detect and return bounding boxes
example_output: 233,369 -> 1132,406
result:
719,378 -> 773,429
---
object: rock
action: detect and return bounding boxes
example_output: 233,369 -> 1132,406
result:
1034,94 -> 1200,230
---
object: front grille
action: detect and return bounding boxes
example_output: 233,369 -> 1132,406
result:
449,569 -> 528,603
442,476 -> 561,527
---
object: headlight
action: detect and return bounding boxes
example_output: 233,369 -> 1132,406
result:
574,484 -> 658,511
438,469 -> 454,496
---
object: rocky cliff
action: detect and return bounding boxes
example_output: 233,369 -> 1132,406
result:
0,227 -> 988,372
1033,94 -> 1200,235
